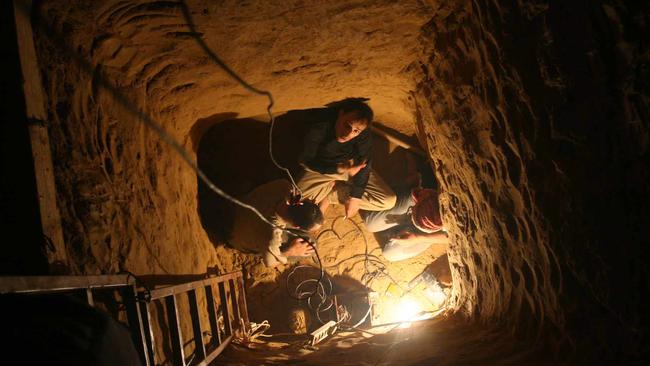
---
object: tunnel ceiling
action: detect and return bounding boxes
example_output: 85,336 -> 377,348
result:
32,0 -> 649,363
41,0 -> 433,133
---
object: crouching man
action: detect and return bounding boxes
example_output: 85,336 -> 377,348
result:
297,100 -> 396,218
229,180 -> 324,267
263,193 -> 324,267
363,188 -> 449,262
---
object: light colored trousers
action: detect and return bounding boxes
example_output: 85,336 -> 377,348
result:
363,190 -> 433,262
296,166 -> 396,211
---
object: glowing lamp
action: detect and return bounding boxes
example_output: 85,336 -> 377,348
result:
387,296 -> 422,327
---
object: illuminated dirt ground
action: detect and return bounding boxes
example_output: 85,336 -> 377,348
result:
24,0 -> 650,364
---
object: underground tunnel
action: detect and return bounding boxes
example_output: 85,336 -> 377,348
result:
1,0 -> 649,365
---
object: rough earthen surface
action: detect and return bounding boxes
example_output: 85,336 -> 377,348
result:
32,0 -> 649,364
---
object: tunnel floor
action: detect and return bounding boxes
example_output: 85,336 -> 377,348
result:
217,315 -> 551,365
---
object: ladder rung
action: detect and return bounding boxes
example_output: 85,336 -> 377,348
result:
139,300 -> 156,365
188,289 -> 206,362
236,275 -> 250,326
218,281 -> 232,336
204,284 -> 222,345
228,279 -> 241,330
165,295 -> 185,366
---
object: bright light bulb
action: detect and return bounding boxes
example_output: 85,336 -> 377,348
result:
385,296 -> 422,328
399,298 -> 420,321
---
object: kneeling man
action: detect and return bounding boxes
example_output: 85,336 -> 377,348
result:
363,188 -> 449,262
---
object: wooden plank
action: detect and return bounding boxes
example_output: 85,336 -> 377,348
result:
218,281 -> 232,336
122,285 -> 151,366
204,284 -> 222,346
371,125 -> 426,157
196,335 -> 233,366
165,295 -> 186,366
236,276 -> 250,326
139,300 -> 156,366
228,279 -> 242,332
85,288 -> 94,306
0,275 -> 132,294
12,0 -> 67,266
187,289 -> 206,362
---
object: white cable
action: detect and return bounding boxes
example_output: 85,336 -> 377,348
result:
268,112 -> 302,195
136,110 -> 282,231
33,0 -> 301,240
179,1 -> 301,194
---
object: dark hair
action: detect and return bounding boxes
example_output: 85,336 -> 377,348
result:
339,100 -> 374,125
287,201 -> 324,230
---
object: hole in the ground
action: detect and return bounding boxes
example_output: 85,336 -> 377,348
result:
194,105 -> 453,341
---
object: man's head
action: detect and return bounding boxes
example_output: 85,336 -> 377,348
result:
335,101 -> 373,143
286,200 -> 324,232
410,189 -> 443,233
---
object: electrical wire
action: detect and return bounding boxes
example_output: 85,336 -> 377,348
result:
29,0 -> 312,257
351,304 -> 372,328
179,0 -> 301,194
287,216 -> 404,328
26,0 -> 432,349
283,228 -> 326,301
233,319 -> 273,346
27,2 -> 328,327
119,270 -> 152,302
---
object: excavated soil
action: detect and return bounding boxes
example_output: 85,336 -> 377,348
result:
30,0 -> 650,364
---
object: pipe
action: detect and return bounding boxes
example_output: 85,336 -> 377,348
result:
371,126 -> 427,157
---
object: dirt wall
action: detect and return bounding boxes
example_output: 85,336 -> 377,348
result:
31,0 -> 649,364
412,0 -> 649,362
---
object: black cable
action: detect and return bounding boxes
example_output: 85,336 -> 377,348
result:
286,216 -> 406,327
119,270 -> 152,303
283,228 -> 325,301
321,217 -> 403,290
178,0 -> 301,193
22,0 -> 315,254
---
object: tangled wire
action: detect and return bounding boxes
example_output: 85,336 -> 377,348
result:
285,216 -> 404,327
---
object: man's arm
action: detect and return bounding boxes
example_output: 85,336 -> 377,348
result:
394,229 -> 449,245
282,237 -> 314,257
263,227 -> 288,267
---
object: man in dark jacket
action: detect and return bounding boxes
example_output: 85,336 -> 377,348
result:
297,101 -> 396,218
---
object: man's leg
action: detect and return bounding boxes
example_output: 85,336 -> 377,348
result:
329,169 -> 396,213
360,170 -> 397,211
363,189 -> 415,232
296,167 -> 346,210
359,170 -> 397,211
370,224 -> 432,262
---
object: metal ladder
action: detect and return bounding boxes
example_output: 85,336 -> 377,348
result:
0,272 -> 249,366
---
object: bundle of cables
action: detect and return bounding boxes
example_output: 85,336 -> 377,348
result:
285,216 -> 404,330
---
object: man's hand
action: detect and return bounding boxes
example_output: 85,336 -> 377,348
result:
336,159 -> 367,176
347,159 -> 368,177
336,159 -> 353,174
282,237 -> 314,257
344,197 -> 363,218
